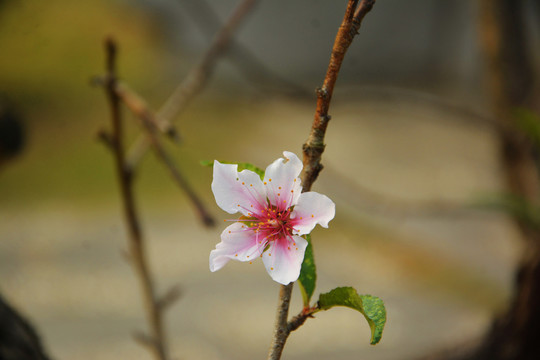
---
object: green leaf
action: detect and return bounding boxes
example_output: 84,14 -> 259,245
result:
298,234 -> 316,307
200,160 -> 265,180
317,287 -> 386,345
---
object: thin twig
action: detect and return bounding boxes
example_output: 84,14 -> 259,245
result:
177,0 -> 309,97
266,2 -> 376,359
124,85 -> 216,227
116,81 -> 181,143
95,77 -> 215,227
126,0 -> 258,168
103,37 -> 169,360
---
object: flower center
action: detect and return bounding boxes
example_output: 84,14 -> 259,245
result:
247,204 -> 295,242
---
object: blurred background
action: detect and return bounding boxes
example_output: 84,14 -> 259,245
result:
1,0 -> 538,359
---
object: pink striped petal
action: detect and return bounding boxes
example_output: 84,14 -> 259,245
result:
209,222 -> 264,272
261,235 -> 308,285
290,191 -> 335,235
212,161 -> 266,216
263,151 -> 302,211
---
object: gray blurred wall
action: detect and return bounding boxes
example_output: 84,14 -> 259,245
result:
130,0 -> 539,105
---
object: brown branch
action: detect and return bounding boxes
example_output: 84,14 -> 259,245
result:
115,81 -> 181,143
267,1 -> 376,359
126,87 -> 216,227
97,78 -> 216,227
103,37 -> 169,360
126,0 -> 258,167
177,0 -> 310,97
287,307 -> 317,333
303,0 -> 375,191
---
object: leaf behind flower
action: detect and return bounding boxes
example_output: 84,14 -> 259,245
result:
201,160 -> 265,180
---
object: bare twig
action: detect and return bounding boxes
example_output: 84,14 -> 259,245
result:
126,0 -> 258,168
303,0 -> 375,191
177,0 -> 309,97
95,77 -> 215,227
267,2 -> 376,359
125,85 -> 216,227
103,37 -> 169,360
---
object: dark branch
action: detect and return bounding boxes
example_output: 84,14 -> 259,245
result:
103,37 -> 169,360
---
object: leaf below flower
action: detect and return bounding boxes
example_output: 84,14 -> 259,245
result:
317,287 -> 386,345
298,234 -> 316,307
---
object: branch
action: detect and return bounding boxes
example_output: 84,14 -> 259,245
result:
303,0 -> 375,191
177,0 -> 309,97
126,0 -> 258,167
128,88 -> 216,227
267,2 -> 376,359
103,37 -> 169,360
95,78 -> 216,227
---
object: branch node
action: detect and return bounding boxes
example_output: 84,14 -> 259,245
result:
97,129 -> 115,151
133,331 -> 158,349
158,285 -> 182,311
316,87 -> 329,100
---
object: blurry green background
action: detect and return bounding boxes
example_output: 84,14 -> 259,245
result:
0,1 -> 527,359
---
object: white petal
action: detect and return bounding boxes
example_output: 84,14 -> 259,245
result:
209,222 -> 264,272
290,191 -> 335,235
263,151 -> 303,210
211,161 -> 266,216
261,235 -> 308,285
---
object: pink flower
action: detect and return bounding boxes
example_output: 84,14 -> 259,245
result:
209,151 -> 335,285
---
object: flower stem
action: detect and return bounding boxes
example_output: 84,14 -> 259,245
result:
267,284 -> 293,360
266,1 -> 376,359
